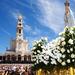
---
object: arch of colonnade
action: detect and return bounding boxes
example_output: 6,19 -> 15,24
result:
0,54 -> 31,63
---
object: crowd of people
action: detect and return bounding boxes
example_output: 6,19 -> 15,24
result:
0,65 -> 35,75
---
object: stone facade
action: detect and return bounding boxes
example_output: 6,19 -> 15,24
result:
0,15 -> 32,63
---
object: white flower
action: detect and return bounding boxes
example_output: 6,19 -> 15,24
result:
65,26 -> 68,29
58,59 -> 62,63
67,50 -> 70,53
64,26 -> 68,31
57,46 -> 60,49
71,54 -> 75,58
33,52 -> 37,55
34,63 -> 37,65
51,59 -> 57,65
61,62 -> 66,66
67,59 -> 70,63
61,48 -> 65,53
57,40 -> 61,45
41,46 -> 44,49
36,60 -> 39,64
32,47 -> 36,50
38,44 -> 41,46
61,37 -> 65,41
32,59 -> 36,61
37,50 -> 40,53
43,55 -> 49,60
70,30 -> 74,34
72,59 -> 75,62
68,39 -> 73,44
70,48 -> 73,52
43,61 -> 48,65
62,55 -> 65,58
62,41 -> 66,46
33,40 -> 40,45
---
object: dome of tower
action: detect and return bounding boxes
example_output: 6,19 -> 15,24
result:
18,15 -> 22,20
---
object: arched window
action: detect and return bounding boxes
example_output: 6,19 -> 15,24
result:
11,55 -> 16,62
19,29 -> 21,33
18,55 -> 21,62
24,55 -> 27,61
7,55 -> 10,61
0,56 -> 2,60
28,55 -> 31,61
19,23 -> 21,26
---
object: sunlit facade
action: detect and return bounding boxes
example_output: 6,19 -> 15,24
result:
0,15 -> 32,63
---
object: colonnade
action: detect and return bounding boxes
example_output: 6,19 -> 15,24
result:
0,55 -> 31,63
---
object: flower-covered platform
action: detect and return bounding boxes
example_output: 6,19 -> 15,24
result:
32,26 -> 75,75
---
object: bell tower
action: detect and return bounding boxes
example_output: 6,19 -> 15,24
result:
15,15 -> 28,56
5,15 -> 30,57
16,15 -> 23,40
64,0 -> 70,26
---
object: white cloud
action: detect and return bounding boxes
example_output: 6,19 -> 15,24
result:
23,16 -> 42,36
73,0 -> 75,2
10,10 -> 41,36
11,12 -> 18,20
1,28 -> 11,36
36,0 -> 65,33
14,0 -> 31,8
31,27 -> 41,35
24,24 -> 41,36
24,24 -> 32,31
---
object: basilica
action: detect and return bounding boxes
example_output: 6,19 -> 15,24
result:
0,15 -> 32,63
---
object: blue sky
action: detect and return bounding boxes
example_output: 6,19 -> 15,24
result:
0,0 -> 75,53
